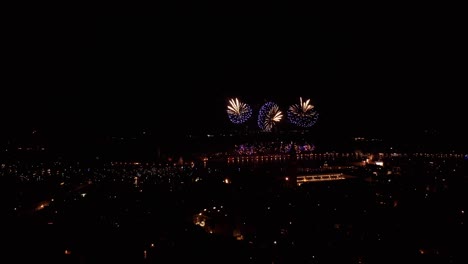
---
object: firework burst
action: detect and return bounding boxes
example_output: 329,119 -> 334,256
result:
287,97 -> 319,127
258,102 -> 283,132
227,98 -> 252,124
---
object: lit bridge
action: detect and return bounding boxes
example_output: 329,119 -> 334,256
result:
296,173 -> 351,186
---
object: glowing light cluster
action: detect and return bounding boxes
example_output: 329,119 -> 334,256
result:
227,98 -> 252,124
258,102 -> 283,132
287,97 -> 319,127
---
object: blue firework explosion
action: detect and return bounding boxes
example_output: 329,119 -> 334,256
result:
287,97 -> 319,127
258,102 -> 283,132
227,98 -> 252,124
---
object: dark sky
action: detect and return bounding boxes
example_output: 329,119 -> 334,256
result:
2,10 -> 465,142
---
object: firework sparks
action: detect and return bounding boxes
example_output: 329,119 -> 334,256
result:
227,98 -> 252,124
258,102 -> 283,132
288,97 -> 319,127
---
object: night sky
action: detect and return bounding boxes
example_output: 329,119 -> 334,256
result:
2,11 -> 465,145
